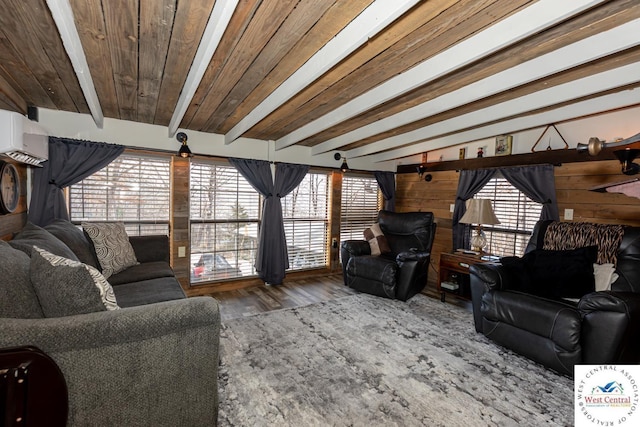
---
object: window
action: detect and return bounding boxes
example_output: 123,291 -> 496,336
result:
340,175 -> 381,241
190,160 -> 261,283
473,176 -> 542,257
69,153 -> 171,235
281,172 -> 329,271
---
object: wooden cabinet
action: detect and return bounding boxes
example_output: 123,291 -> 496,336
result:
438,252 -> 489,302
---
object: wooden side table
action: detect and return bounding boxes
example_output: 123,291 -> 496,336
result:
438,251 -> 490,302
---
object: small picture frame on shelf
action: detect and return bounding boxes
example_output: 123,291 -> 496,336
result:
459,147 -> 466,159
495,135 -> 513,156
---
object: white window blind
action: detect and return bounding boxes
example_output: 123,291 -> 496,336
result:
190,160 -> 261,283
69,153 -> 170,236
340,175 -> 381,241
474,176 -> 543,257
282,171 -> 329,271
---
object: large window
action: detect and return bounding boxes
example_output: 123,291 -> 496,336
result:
69,153 -> 171,235
282,171 -> 329,271
340,175 -> 381,241
190,160 -> 261,283
474,176 -> 542,257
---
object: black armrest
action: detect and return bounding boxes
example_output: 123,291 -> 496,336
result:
579,291 -> 640,364
469,263 -> 507,333
129,235 -> 170,263
340,240 -> 371,257
396,250 -> 430,263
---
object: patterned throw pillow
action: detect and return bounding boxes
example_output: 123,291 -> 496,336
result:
82,222 -> 139,278
30,246 -> 119,318
363,223 -> 391,256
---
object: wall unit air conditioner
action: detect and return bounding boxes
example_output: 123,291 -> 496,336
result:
0,109 -> 49,166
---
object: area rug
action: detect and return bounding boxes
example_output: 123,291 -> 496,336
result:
218,294 -> 573,426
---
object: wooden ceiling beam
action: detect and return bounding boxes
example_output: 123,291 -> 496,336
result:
275,0 -> 608,151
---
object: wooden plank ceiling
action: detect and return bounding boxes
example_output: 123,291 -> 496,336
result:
0,0 -> 639,165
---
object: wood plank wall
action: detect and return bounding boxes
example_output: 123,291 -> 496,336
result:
395,158 -> 640,286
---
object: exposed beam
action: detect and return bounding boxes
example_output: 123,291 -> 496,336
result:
223,0 -> 423,145
314,20 -> 640,157
366,88 -> 640,163
275,0 -> 608,151
46,0 -> 103,128
167,0 -> 239,138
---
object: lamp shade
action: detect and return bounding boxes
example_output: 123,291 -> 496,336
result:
459,199 -> 500,225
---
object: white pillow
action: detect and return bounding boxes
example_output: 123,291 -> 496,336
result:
593,263 -> 619,292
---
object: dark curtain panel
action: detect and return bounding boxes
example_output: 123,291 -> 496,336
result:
452,168 -> 497,250
29,137 -> 125,226
228,158 -> 274,282
374,171 -> 396,211
229,159 -> 309,284
499,164 -> 560,221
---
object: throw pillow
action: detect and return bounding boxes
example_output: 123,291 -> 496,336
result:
44,219 -> 101,269
0,240 -> 44,319
30,246 -> 119,317
501,246 -> 597,299
524,246 -> 598,299
363,223 -> 391,256
82,222 -> 138,278
593,263 -> 619,292
9,221 -> 79,261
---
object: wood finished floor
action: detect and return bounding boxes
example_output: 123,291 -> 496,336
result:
207,274 -> 472,321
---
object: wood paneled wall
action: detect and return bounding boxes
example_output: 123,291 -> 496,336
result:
395,158 -> 640,285
0,159 -> 28,240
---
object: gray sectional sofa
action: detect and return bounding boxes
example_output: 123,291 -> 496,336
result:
0,220 -> 220,426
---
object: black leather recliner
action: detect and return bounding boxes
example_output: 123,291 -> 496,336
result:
340,210 -> 436,301
470,220 -> 640,376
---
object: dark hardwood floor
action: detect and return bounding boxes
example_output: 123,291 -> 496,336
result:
207,274 -> 471,321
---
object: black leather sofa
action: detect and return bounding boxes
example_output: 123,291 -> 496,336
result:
340,210 -> 436,301
470,220 -> 640,376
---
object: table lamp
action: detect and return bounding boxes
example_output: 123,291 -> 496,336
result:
459,199 -> 500,253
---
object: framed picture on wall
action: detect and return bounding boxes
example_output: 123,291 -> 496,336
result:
495,135 -> 513,156
459,147 -> 466,159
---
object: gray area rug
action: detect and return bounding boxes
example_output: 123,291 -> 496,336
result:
218,293 -> 573,426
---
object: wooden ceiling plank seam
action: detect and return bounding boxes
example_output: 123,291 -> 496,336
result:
216,0 -> 372,136
274,0 -> 608,151
223,0 -> 424,145
101,0 -> 139,121
367,88 -> 640,163
0,71 -> 28,113
181,0 -> 262,129
0,0 -> 81,113
29,0 -> 90,114
302,0 -> 640,148
198,0 -> 302,131
138,0 -> 176,124
185,0 -> 301,132
245,0 -> 464,140
153,0 -> 216,126
258,0 -> 523,142
167,0 -> 239,136
67,0 -> 119,119
202,0 -> 338,134
347,63 -> 640,160
315,18 -> 640,157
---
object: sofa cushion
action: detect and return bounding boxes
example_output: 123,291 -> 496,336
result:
9,222 -> 79,261
501,246 -> 597,299
112,277 -> 186,308
44,219 -> 101,269
82,222 -> 139,278
363,223 -> 390,256
0,240 -> 44,318
30,246 -> 120,318
108,261 -> 175,286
